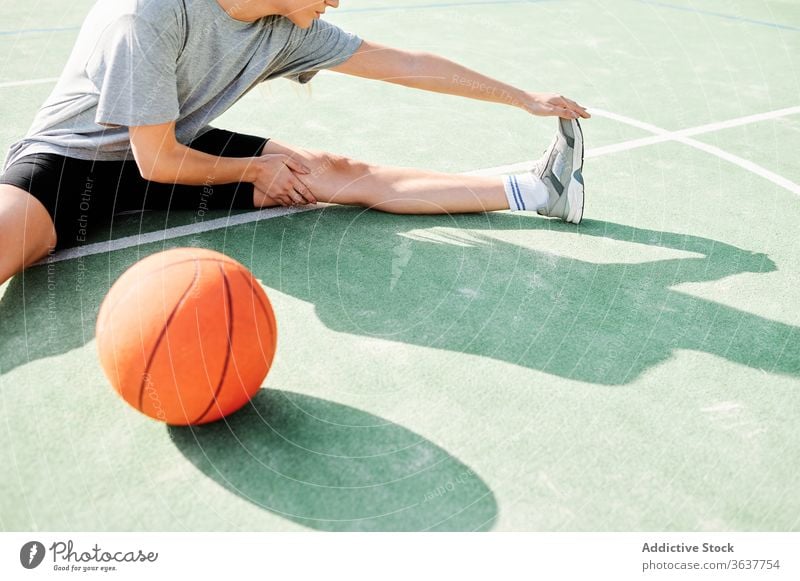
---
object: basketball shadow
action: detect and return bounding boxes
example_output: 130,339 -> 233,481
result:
169,388 -> 498,532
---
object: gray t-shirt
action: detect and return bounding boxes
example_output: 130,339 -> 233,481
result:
4,0 -> 361,170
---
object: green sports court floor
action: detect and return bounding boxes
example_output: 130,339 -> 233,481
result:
1,0 -> 799,531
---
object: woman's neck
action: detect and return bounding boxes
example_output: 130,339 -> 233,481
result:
215,0 -> 280,22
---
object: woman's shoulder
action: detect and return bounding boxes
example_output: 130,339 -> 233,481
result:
133,0 -> 186,23
84,0 -> 185,24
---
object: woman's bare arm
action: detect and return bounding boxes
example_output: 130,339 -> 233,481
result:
331,40 -> 590,119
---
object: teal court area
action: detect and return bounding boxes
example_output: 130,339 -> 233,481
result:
0,0 -> 798,531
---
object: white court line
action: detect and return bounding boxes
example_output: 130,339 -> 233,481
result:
39,104 -> 800,264
0,77 -> 59,89
589,107 -> 800,196
676,137 -> 800,196
469,105 -> 800,174
676,105 -> 800,137
44,205 -> 322,264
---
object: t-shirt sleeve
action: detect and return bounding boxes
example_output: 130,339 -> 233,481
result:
86,14 -> 182,127
277,19 -> 362,84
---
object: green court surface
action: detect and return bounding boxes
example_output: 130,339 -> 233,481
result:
1,0 -> 799,531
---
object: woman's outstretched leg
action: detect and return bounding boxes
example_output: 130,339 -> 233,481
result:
258,118 -> 584,223
259,139 -> 509,214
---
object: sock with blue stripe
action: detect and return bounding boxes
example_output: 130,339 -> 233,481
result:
502,173 -> 549,212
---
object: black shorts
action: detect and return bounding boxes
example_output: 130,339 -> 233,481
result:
0,128 -> 268,250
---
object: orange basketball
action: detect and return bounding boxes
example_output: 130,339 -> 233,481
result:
95,248 -> 277,425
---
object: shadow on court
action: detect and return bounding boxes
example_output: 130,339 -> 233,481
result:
1,209 -> 796,530
169,388 -> 497,531
0,209 -> 797,385
245,208 -> 799,385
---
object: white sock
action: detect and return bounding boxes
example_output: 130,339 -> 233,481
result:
502,173 -> 549,212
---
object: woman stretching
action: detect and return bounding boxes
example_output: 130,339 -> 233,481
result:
0,0 -> 590,285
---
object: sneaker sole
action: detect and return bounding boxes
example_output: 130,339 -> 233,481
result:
566,119 -> 585,224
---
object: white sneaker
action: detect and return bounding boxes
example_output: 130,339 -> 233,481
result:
532,118 -> 585,224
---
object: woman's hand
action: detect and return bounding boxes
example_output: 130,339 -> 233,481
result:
518,92 -> 591,120
252,154 -> 317,207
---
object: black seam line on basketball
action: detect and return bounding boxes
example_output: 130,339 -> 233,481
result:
237,268 -> 276,340
100,257 -> 240,329
193,265 -> 234,425
136,260 -> 201,411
